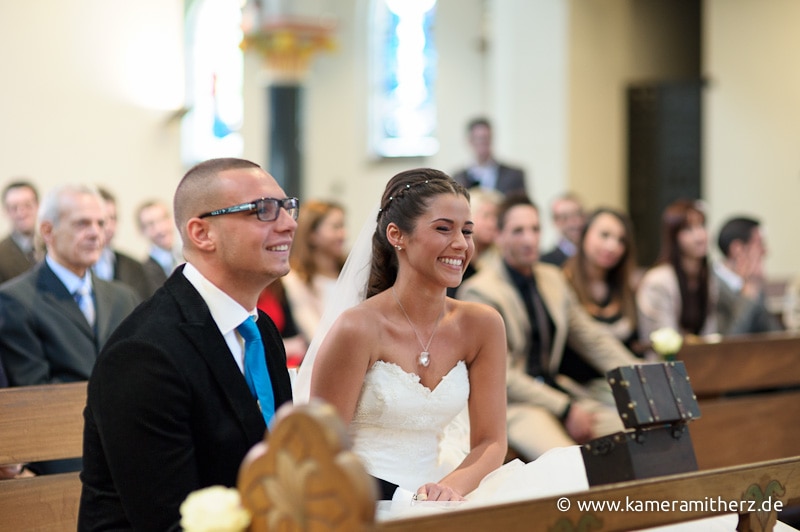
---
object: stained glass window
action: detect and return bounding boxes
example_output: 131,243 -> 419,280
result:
182,0 -> 244,167
370,0 -> 438,157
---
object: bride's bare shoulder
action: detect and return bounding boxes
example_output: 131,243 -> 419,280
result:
330,298 -> 388,337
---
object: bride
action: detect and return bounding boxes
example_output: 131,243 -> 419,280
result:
293,168 -> 747,530
297,167 -> 508,501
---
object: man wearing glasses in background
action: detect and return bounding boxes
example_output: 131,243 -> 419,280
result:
79,158 -> 297,531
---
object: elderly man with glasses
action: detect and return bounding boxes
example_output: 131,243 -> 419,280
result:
79,158 -> 297,531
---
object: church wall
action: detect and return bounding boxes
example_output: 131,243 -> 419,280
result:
0,0 -> 798,277
705,0 -> 800,278
0,0 -> 185,260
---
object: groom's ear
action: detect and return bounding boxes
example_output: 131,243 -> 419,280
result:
386,223 -> 403,248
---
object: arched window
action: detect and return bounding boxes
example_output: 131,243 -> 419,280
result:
182,0 -> 244,167
370,0 -> 438,158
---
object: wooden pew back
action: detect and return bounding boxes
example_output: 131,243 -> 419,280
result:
677,332 -> 800,469
0,382 -> 86,531
240,402 -> 800,532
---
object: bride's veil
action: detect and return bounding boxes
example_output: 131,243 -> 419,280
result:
292,204 -> 380,403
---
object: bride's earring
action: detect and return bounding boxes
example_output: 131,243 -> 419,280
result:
395,244 -> 403,251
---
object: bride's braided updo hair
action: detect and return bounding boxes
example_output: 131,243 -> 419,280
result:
367,168 -> 469,298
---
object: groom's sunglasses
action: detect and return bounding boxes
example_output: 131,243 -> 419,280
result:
198,197 -> 300,222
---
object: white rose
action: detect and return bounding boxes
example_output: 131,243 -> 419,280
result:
180,486 -> 251,532
649,327 -> 683,356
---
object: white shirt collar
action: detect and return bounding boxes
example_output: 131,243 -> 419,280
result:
558,238 -> 577,257
181,263 -> 256,336
713,261 -> 743,292
46,254 -> 93,296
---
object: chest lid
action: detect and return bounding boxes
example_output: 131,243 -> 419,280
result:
607,361 -> 701,429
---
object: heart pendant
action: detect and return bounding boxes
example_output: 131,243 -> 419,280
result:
418,351 -> 430,367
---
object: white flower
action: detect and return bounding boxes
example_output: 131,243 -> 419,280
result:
180,486 -> 251,532
650,327 -> 683,356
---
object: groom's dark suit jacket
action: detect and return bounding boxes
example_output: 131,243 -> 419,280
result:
78,267 -> 293,531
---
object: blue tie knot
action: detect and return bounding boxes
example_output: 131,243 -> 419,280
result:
237,316 -> 260,342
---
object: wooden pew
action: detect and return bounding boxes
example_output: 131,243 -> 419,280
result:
0,382 -> 87,531
677,331 -> 800,470
239,402 -> 800,532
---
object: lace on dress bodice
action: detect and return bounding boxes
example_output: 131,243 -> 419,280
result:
350,360 -> 469,491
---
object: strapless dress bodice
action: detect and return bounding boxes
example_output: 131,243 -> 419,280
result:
350,360 -> 469,491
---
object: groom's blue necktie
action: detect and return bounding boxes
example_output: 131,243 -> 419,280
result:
237,316 -> 275,425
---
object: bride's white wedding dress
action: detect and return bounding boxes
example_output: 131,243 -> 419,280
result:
351,359 -> 748,531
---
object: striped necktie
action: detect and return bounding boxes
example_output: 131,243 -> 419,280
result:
74,284 -> 95,327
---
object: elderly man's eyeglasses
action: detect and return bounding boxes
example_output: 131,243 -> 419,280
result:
199,197 -> 299,222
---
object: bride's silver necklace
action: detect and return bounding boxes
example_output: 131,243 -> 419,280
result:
391,287 -> 444,368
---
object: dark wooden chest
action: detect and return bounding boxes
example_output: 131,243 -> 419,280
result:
581,361 -> 701,486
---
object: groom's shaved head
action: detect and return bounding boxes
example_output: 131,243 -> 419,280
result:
173,158 -> 262,242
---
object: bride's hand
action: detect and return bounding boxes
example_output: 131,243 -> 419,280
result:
415,483 -> 466,502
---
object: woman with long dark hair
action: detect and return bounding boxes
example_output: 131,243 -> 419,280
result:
561,208 -> 644,388
636,199 -> 718,355
283,200 -> 348,343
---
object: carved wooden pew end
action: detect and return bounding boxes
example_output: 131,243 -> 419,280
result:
239,401 -> 800,532
238,400 -> 377,531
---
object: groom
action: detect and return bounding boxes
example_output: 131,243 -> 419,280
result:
79,158 -> 296,530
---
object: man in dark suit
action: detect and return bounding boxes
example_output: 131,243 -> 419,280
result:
0,180 -> 40,283
136,198 -> 182,293
79,158 -> 297,531
452,117 -> 527,196
540,193 -> 585,267
0,184 -> 140,386
93,186 -> 153,300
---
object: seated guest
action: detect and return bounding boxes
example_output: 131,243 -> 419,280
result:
448,187 -> 504,298
0,184 -> 139,475
0,184 -> 139,387
79,158 -> 295,531
540,192 -> 586,266
136,199 -> 182,293
713,216 -> 782,335
0,180 -> 40,283
458,193 -> 637,461
637,199 -> 717,356
561,208 -> 645,399
283,200 -> 347,343
93,186 -> 153,300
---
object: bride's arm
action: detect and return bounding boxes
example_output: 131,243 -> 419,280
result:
424,304 -> 508,500
309,306 -> 374,424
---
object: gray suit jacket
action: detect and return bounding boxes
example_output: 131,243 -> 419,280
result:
0,234 -> 36,284
0,261 -> 139,385
113,250 -> 154,300
452,163 -> 527,196
458,254 -> 637,416
141,256 -> 169,294
714,270 -> 782,335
